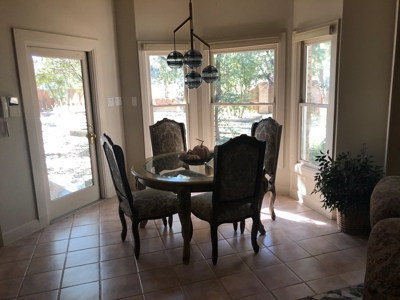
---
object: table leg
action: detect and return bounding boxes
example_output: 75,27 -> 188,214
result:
177,185 -> 191,264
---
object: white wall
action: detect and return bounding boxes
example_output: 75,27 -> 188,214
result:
0,0 -> 123,244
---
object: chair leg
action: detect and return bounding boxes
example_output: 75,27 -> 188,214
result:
211,224 -> 219,265
118,207 -> 127,241
240,220 -> 245,234
140,220 -> 148,228
132,221 -> 141,259
233,222 -> 238,232
162,217 -> 167,227
269,189 -> 276,221
189,218 -> 194,241
168,214 -> 173,228
251,216 -> 260,254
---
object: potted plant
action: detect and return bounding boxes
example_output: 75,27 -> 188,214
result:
312,144 -> 384,234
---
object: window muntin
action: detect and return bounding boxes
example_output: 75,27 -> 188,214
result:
300,39 -> 332,164
212,48 -> 276,145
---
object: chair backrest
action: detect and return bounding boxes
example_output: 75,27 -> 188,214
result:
149,118 -> 187,156
251,117 -> 282,184
212,134 -> 266,211
101,133 -> 135,217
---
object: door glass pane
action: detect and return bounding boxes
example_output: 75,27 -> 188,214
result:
300,105 -> 327,163
213,105 -> 273,145
32,56 -> 93,200
305,41 -> 331,104
213,49 -> 275,145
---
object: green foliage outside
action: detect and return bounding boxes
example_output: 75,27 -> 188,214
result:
33,56 -> 83,108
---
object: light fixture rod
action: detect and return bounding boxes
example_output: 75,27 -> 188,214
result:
189,0 -> 194,50
192,32 -> 212,64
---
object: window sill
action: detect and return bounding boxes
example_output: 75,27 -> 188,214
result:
294,162 -> 318,179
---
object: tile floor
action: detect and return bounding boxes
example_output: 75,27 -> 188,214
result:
0,195 -> 368,300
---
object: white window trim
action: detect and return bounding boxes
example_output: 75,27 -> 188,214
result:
202,34 -> 286,169
138,35 -> 286,165
290,20 -> 340,176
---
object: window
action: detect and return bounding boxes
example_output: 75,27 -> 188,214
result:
294,23 -> 339,166
211,46 -> 277,145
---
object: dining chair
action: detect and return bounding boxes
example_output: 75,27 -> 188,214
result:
234,117 -> 283,234
190,134 -> 266,264
101,133 -> 178,258
149,118 -> 188,227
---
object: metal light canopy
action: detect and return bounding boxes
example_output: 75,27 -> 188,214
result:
166,0 -> 219,89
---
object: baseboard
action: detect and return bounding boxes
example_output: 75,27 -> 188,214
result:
2,219 -> 41,246
290,187 -> 334,219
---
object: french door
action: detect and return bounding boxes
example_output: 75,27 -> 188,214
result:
28,47 -> 100,221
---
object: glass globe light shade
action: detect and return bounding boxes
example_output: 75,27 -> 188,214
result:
183,49 -> 203,69
167,51 -> 184,68
202,66 -> 219,83
185,71 -> 202,89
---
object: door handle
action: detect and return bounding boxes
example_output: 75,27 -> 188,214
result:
86,123 -> 96,145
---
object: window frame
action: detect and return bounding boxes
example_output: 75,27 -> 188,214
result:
291,20 -> 340,173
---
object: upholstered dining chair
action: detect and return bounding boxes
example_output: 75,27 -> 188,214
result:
149,118 -> 188,227
234,117 -> 282,234
190,134 -> 266,264
101,133 -> 178,258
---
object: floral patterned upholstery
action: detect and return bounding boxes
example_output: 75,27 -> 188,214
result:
364,176 -> 400,300
190,134 -> 266,264
101,133 -> 178,259
150,118 -> 187,156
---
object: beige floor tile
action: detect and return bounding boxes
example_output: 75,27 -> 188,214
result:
272,283 -> 315,300
27,253 -> 66,275
268,242 -> 311,262
281,225 -> 321,241
60,281 -> 99,300
100,230 -> 131,247
160,232 -> 184,249
343,245 -> 368,265
253,264 -> 302,290
219,271 -> 268,299
100,212 -> 121,223
182,278 -> 230,300
236,291 -> 276,300
138,225 -> 160,240
100,242 -> 134,261
315,251 -> 365,274
100,220 -> 123,234
139,237 -> 166,254
258,229 -> 292,247
238,247 -> 281,270
322,232 -> 366,250
101,273 -> 142,300
218,223 -> 250,239
226,234 -> 262,253
140,266 -> 180,293
192,228 -> 223,244
33,240 -> 68,258
286,257 -> 334,281
7,231 -> 41,248
144,286 -> 185,300
197,239 -> 236,259
306,274 -> 350,294
0,260 -> 30,280
339,268 -> 366,286
18,290 -> 59,300
0,277 -> 23,299
68,235 -> 99,252
73,213 -> 99,227
19,270 -> 62,296
136,250 -> 172,272
100,256 -> 137,279
156,221 -> 182,235
44,218 -> 73,231
65,248 -> 99,268
70,224 -> 99,238
174,260 -> 215,285
62,263 -> 99,288
296,236 -> 340,256
0,245 -> 36,263
207,254 -> 250,277
39,228 -> 71,243
165,245 -> 205,265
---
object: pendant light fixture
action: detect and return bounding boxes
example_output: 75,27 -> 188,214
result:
167,0 -> 219,89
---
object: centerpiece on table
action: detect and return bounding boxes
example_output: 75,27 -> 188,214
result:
179,139 -> 213,165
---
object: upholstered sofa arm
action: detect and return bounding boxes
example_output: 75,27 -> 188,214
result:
370,176 -> 400,227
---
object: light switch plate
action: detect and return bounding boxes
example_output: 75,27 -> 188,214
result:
107,97 -> 114,106
115,97 -> 121,106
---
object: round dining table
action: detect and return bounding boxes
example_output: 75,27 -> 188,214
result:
131,152 -> 214,264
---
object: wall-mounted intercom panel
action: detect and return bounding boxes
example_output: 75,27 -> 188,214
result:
1,96 -> 20,118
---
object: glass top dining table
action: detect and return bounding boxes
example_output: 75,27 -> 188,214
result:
131,152 -> 214,264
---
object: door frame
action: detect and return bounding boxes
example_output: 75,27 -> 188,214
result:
13,28 -> 109,228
